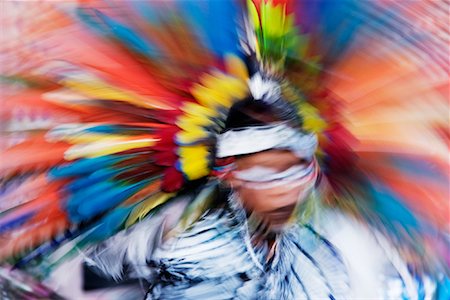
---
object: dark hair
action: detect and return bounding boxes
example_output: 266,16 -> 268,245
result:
223,96 -> 302,132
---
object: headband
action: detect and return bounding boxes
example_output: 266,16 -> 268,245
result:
215,122 -> 318,159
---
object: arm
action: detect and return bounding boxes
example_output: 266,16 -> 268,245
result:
85,197 -> 190,282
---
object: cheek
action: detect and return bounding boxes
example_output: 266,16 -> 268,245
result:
238,189 -> 268,212
237,184 -> 309,213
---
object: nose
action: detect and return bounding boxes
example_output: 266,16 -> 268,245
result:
266,183 -> 302,198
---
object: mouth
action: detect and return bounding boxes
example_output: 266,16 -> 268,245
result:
263,203 -> 297,224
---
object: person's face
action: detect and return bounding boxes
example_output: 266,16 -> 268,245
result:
227,149 -> 317,226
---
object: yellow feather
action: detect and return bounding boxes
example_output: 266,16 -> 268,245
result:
298,103 -> 327,133
61,77 -> 173,110
174,183 -> 217,232
191,82 -> 233,108
177,112 -> 214,129
201,72 -> 240,95
65,138 -> 157,160
125,193 -> 175,227
247,0 -> 260,29
180,102 -> 218,118
209,72 -> 248,99
261,0 -> 294,37
176,128 -> 210,145
225,55 -> 249,81
178,145 -> 210,180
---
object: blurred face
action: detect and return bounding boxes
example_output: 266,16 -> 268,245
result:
228,150 -> 318,226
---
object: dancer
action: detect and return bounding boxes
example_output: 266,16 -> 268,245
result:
1,1 -> 448,299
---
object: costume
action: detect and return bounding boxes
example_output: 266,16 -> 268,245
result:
0,0 -> 449,299
147,204 -> 350,299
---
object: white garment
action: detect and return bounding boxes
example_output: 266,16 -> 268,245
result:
315,210 -> 436,299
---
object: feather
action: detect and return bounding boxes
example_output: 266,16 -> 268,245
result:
177,146 -> 211,180
0,174 -> 48,212
0,181 -> 65,234
68,179 -> 153,222
125,193 -> 175,228
64,137 -> 157,160
1,0 -> 448,283
94,10 -> 159,58
49,156 -> 123,178
179,0 -> 241,58
175,182 -> 218,232
0,138 -> 69,174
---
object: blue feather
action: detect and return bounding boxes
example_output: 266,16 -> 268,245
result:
389,155 -> 448,184
14,230 -> 75,268
50,156 -> 121,178
66,181 -> 116,221
87,206 -> 134,241
295,0 -> 366,61
65,167 -> 124,193
70,180 -> 149,222
84,125 -> 120,134
319,0 -> 364,58
131,1 -> 161,24
178,0 -> 241,57
95,10 -> 159,57
0,211 -> 35,234
435,276 -> 450,300
368,182 -> 420,234
76,7 -> 109,35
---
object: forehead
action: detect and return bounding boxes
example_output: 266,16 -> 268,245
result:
234,150 -> 300,171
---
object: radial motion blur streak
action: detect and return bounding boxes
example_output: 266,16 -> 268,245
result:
0,0 -> 449,299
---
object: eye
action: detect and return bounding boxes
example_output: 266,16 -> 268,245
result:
298,159 -> 310,166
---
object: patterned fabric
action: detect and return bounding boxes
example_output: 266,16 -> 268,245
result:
147,204 -> 350,299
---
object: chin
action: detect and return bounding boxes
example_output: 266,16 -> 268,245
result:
268,224 -> 286,233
